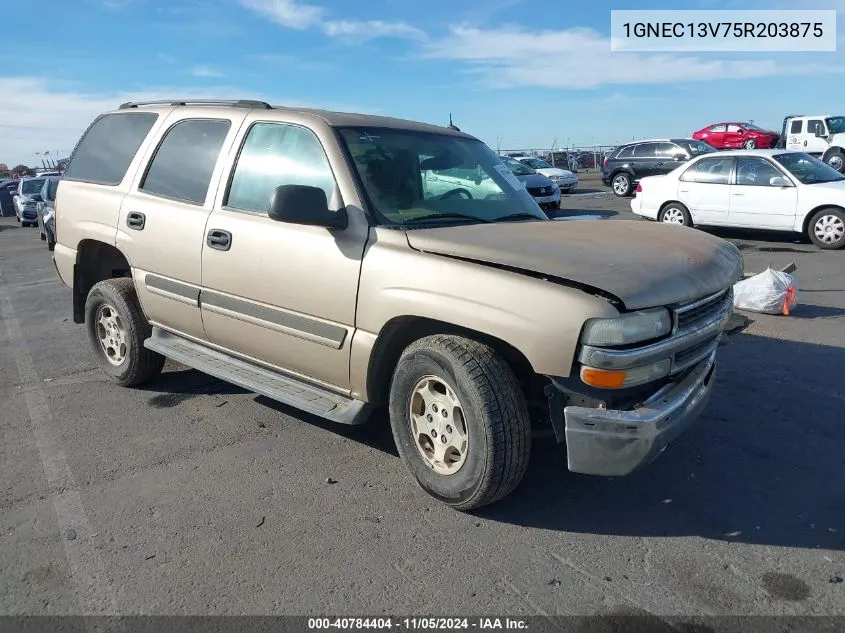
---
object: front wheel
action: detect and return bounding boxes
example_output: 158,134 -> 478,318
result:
388,334 -> 531,511
84,278 -> 165,386
611,172 -> 632,197
808,208 -> 845,250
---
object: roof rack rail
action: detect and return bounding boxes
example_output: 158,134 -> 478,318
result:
118,99 -> 273,110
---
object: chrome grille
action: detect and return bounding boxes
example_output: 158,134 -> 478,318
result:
674,334 -> 719,372
673,289 -> 731,332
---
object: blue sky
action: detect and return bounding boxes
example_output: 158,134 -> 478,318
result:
1,0 -> 843,167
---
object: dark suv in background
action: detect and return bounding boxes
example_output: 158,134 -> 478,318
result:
601,138 -> 716,197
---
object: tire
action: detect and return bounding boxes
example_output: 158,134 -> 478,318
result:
807,207 -> 845,250
388,334 -> 531,511
84,278 -> 165,386
659,202 -> 693,227
743,139 -> 757,150
611,172 -> 632,197
824,149 -> 845,173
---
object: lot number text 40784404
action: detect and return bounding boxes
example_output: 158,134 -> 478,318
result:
307,618 -> 529,630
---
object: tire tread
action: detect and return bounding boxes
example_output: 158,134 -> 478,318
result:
399,334 -> 531,511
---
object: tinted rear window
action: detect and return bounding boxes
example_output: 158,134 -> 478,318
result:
140,118 -> 231,204
63,112 -> 158,185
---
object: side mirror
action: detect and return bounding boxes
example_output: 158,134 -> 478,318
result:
267,184 -> 347,229
815,129 -> 827,138
769,176 -> 790,187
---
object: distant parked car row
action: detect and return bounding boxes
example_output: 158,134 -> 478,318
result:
5,174 -> 60,250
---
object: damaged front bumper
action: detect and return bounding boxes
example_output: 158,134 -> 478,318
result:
548,352 -> 716,477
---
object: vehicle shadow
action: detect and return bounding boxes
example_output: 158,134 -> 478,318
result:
786,303 -> 845,319
139,367 -> 248,409
255,396 -> 399,457
476,331 -> 845,552
701,226 -> 816,252
566,188 -> 609,195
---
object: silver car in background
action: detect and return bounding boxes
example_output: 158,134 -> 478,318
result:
13,176 -> 48,226
36,177 -> 60,251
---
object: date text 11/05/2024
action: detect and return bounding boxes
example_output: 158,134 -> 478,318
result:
307,618 -> 529,630
621,21 -> 824,39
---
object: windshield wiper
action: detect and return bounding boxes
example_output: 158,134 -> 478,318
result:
401,212 -> 492,224
494,213 -> 545,222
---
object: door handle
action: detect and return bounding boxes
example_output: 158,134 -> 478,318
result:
731,193 -> 745,196
804,140 -> 808,146
655,162 -> 664,167
206,229 -> 232,251
126,211 -> 146,230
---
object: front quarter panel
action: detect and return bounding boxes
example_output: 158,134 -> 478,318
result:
351,228 -> 620,398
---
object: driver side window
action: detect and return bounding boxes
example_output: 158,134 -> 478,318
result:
226,122 -> 338,215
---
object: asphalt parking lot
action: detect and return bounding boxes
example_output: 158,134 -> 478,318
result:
1,185 -> 844,620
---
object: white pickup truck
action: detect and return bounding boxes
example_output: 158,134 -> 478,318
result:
778,114 -> 845,172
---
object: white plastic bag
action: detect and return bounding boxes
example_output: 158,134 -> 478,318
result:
732,268 -> 799,315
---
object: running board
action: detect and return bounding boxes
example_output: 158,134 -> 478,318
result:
144,328 -> 372,425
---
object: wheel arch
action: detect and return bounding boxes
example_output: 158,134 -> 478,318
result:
72,240 -> 134,324
801,203 -> 845,236
365,316 -> 536,407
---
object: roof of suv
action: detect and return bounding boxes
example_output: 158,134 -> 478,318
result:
114,99 -> 474,139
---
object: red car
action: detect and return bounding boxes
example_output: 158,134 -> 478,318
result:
692,122 -> 779,150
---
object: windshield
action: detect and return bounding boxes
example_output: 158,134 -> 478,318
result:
338,128 -> 545,226
826,116 -> 845,135
500,156 -> 536,176
677,140 -> 717,156
521,158 -> 553,170
773,152 -> 845,184
21,178 -> 46,194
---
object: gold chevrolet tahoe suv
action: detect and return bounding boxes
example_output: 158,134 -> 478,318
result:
52,99 -> 743,510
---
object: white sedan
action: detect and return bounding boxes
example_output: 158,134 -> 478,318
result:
631,149 -> 845,250
513,156 -> 579,192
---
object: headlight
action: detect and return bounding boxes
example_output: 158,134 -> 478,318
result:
580,307 -> 672,347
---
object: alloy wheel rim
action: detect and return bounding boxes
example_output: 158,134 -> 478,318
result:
814,214 -> 845,245
612,176 -> 628,194
408,376 -> 468,476
96,304 -> 128,366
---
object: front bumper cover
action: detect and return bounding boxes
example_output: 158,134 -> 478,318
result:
550,352 -> 716,476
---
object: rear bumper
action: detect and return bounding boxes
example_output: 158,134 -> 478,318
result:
560,353 -> 716,476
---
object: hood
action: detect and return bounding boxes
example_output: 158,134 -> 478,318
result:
805,179 -> 845,195
516,173 -> 554,188
404,220 -> 743,310
537,167 -> 576,179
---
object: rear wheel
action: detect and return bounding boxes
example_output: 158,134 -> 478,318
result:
388,334 -> 531,511
611,172 -> 632,197
659,202 -> 693,227
743,138 -> 757,150
808,208 -> 845,250
84,278 -> 165,386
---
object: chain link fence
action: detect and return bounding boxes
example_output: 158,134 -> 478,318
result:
498,145 -> 620,172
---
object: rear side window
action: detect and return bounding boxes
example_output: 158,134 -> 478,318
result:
680,157 -> 734,184
140,118 -> 231,205
63,112 -> 158,185
633,143 -> 659,157
616,146 -> 635,159
790,119 -> 803,134
709,124 -> 726,132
